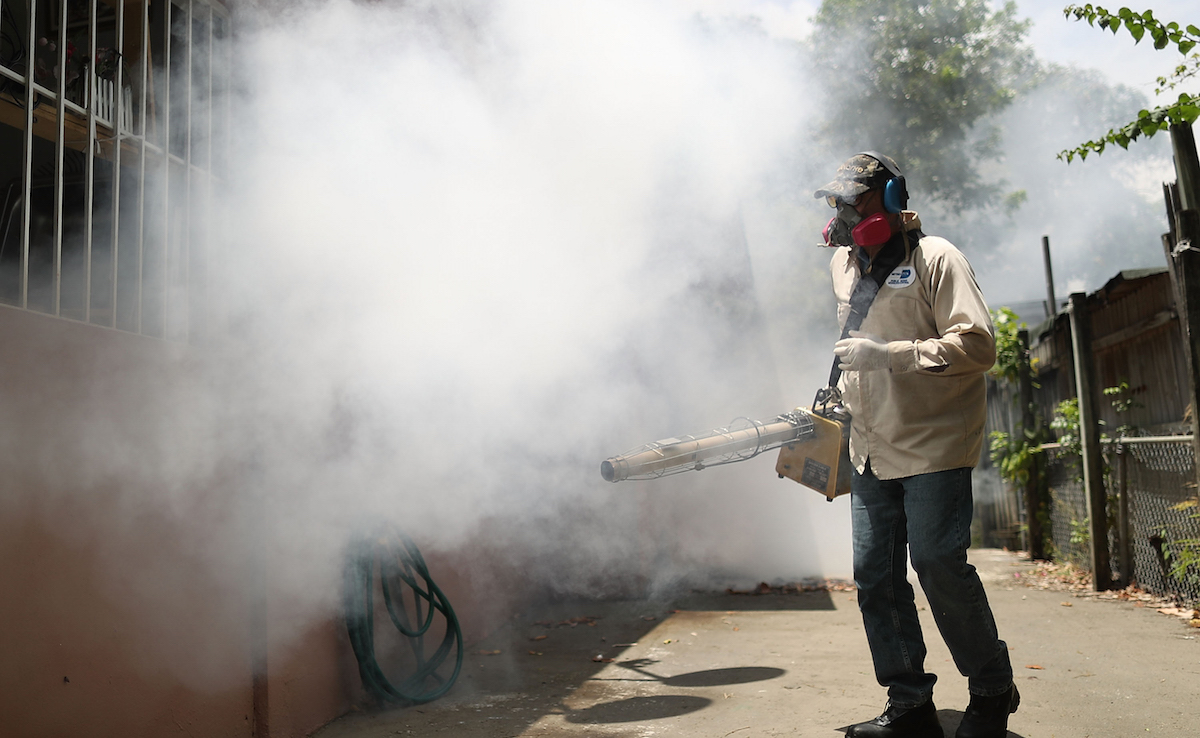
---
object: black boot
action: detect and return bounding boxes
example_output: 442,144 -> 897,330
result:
955,683 -> 1020,738
847,699 -> 943,738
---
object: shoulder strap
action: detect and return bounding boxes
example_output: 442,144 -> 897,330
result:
825,235 -> 912,388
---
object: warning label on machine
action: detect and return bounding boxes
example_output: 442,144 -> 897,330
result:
801,458 -> 831,492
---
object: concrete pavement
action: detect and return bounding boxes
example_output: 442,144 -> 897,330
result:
313,549 -> 1200,738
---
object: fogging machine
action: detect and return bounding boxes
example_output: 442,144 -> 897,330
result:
600,388 -> 852,500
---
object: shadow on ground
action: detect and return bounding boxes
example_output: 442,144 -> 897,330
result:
313,589 -> 835,737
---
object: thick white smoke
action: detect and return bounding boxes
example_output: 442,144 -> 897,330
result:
960,65 -> 1174,312
210,0 -> 848,641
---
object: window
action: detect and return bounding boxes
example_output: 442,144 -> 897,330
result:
0,0 -> 228,341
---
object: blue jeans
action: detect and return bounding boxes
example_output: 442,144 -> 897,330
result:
851,464 -> 1012,708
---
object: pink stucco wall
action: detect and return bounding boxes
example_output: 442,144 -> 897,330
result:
0,306 -> 521,738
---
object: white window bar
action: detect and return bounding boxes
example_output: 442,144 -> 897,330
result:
174,0 -> 193,343
162,0 -> 178,340
107,0 -> 126,330
83,0 -> 96,324
196,0 -> 212,342
133,0 -> 148,335
183,0 -> 193,343
52,0 -> 67,317
18,0 -> 37,310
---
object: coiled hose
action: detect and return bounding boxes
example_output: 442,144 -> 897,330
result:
343,528 -> 463,704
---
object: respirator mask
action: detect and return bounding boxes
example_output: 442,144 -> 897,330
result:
816,151 -> 908,249
822,199 -> 892,249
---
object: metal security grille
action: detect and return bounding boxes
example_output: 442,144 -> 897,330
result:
1043,438 -> 1200,605
0,0 -> 229,341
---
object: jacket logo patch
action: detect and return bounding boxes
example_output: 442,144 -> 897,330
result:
885,266 -> 915,289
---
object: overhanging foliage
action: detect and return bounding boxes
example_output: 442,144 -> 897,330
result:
1059,5 -> 1200,162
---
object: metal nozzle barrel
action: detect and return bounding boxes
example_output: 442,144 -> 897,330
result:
599,410 -> 815,482
600,458 -> 622,483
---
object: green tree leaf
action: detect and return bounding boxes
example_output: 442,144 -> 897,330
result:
1059,3 -> 1200,166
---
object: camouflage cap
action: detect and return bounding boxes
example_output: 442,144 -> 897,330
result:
813,153 -> 900,201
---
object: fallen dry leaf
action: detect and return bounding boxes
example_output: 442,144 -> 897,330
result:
528,650 -> 542,656
531,635 -> 548,641
1024,665 -> 1044,670
642,616 -> 657,621
1060,602 -> 1073,607
1190,619 -> 1200,628
478,650 -> 501,656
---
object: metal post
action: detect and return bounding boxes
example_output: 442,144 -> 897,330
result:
1042,235 -> 1057,319
1068,292 -> 1113,589
1167,123 -> 1200,498
1116,443 -> 1132,588
251,535 -> 270,738
1017,329 -> 1045,559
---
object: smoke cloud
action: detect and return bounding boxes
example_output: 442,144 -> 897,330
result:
201,0 -> 848,641
946,64 -> 1173,312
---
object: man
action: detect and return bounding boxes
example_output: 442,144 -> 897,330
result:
814,153 -> 1018,738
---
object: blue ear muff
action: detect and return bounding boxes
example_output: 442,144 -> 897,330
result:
883,177 -> 907,214
859,150 -> 908,213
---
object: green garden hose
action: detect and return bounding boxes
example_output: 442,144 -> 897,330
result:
343,528 -> 463,704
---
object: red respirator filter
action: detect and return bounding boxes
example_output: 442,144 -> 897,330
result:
852,214 -> 891,247
822,216 -> 836,246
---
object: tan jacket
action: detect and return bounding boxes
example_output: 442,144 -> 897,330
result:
830,212 -> 995,480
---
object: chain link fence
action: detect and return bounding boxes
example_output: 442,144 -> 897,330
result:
1042,438 -> 1200,605
1044,449 -> 1090,568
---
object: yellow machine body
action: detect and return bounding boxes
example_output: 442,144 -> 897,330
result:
775,408 -> 852,501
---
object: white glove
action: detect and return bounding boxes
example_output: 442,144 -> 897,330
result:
834,331 -> 891,372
